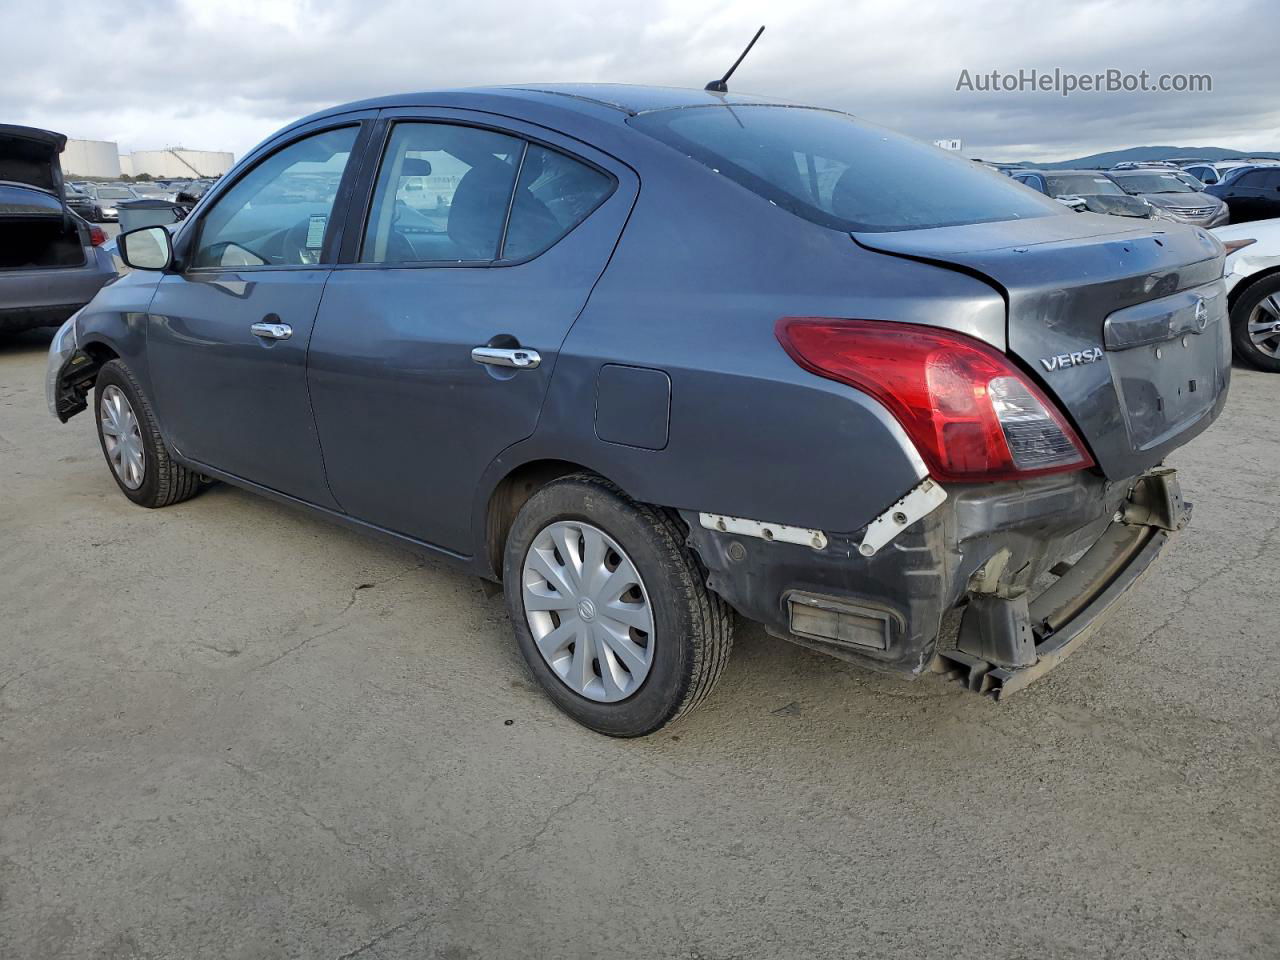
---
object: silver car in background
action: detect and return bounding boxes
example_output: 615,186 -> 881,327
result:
1107,169 -> 1229,227
82,183 -> 138,222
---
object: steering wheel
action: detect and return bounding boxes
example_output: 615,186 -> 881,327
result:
283,216 -> 323,265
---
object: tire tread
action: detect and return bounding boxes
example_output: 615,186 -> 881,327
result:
98,359 -> 203,508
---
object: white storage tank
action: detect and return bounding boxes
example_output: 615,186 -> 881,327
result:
128,149 -> 234,179
63,139 -> 121,179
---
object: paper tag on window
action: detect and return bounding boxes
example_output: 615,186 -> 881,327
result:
306,215 -> 327,249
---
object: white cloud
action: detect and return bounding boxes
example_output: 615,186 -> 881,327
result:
3,0 -> 1274,163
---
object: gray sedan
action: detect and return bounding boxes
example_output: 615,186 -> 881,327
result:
1108,169 -> 1229,227
82,183 -> 138,222
47,85 -> 1228,735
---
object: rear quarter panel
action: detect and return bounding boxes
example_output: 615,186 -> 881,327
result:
475,137 -> 1009,544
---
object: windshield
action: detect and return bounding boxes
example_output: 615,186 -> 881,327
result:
1045,174 -> 1125,197
1113,173 -> 1196,195
97,187 -> 134,199
629,105 -> 1060,232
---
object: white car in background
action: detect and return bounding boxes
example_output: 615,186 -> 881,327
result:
1213,218 -> 1280,371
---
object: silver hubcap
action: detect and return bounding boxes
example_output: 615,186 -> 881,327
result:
100,385 -> 145,489
521,520 -> 655,703
1246,293 -> 1280,357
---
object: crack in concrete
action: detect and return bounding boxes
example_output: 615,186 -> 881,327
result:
334,910 -> 435,960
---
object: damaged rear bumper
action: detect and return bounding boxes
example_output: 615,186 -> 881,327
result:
684,467 -> 1187,698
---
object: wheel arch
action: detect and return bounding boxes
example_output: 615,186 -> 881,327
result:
1228,264 -> 1280,315
480,457 -> 640,580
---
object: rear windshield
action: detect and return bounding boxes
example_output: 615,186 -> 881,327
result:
97,187 -> 133,199
629,105 -> 1060,232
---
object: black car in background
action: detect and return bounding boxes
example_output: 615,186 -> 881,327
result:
1206,165 -> 1280,223
1011,169 -> 1154,218
62,181 -> 96,219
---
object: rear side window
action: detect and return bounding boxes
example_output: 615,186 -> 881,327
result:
502,145 -> 614,261
629,106 -> 1059,233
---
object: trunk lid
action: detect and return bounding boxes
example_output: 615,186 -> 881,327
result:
854,214 -> 1229,481
0,125 -> 66,196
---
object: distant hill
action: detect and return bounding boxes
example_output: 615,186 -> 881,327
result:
982,146 -> 1280,170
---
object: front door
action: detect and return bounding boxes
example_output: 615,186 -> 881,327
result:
147,124 -> 364,507
307,114 -> 636,553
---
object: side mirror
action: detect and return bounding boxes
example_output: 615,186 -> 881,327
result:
118,225 -> 173,271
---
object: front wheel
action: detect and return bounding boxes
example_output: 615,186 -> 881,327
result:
1230,274 -> 1280,372
503,474 -> 733,737
94,359 -> 204,508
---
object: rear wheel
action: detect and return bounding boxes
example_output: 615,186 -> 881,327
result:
503,474 -> 733,737
94,359 -> 204,508
1230,274 -> 1280,372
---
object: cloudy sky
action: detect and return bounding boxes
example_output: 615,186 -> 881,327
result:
6,0 -> 1276,163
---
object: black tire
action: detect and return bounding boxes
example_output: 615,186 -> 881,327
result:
503,474 -> 733,737
94,359 -> 203,508
1230,274 -> 1280,372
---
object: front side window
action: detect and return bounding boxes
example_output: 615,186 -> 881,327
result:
362,123 -> 521,264
629,105 -> 1060,233
191,126 -> 357,269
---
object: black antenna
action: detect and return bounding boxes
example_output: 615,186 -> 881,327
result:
704,25 -> 765,93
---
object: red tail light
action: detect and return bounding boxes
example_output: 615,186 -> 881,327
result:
88,225 -> 107,247
776,318 -> 1093,483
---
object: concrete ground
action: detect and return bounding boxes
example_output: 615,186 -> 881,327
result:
1,327 -> 1276,960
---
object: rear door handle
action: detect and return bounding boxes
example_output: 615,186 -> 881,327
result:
471,346 -> 541,369
251,322 -> 292,340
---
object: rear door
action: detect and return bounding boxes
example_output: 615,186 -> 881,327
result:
307,109 -> 637,554
1256,170 -> 1280,219
1219,169 -> 1270,222
146,118 -> 372,506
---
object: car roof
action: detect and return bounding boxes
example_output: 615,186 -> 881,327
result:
300,83 -> 800,126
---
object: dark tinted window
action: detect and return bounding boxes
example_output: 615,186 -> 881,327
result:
1235,170 -> 1268,187
501,145 -> 614,260
629,106 -> 1059,232
362,122 -> 521,264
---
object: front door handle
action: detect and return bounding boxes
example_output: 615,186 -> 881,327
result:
251,321 -> 292,341
471,346 -> 541,369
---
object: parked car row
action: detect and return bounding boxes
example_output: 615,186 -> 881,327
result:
1009,167 -> 1229,226
1002,155 -> 1280,226
61,178 -> 221,221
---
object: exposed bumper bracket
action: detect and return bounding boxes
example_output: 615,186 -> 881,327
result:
939,468 -> 1188,699
858,478 -> 947,557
